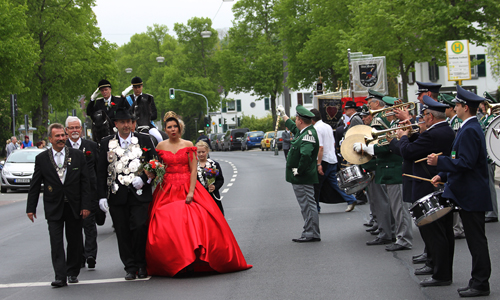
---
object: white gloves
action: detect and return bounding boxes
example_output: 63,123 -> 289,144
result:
353,143 -> 374,156
276,105 -> 286,117
292,168 -> 299,176
90,88 -> 100,101
132,176 -> 144,190
122,85 -> 133,97
99,198 -> 109,212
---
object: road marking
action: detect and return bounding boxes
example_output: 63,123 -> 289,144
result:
221,188 -> 229,193
232,174 -> 237,177
0,277 -> 151,289
231,178 -> 235,182
227,183 -> 233,187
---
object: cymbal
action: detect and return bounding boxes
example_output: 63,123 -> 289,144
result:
345,125 -> 373,138
341,134 -> 373,165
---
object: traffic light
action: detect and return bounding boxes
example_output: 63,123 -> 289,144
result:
218,118 -> 222,127
204,116 -> 210,127
169,88 -> 175,99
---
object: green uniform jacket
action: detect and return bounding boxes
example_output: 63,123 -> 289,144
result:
362,117 -> 403,184
285,119 -> 319,185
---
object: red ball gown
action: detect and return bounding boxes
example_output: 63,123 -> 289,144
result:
146,147 -> 252,276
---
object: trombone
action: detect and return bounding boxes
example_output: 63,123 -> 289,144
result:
366,124 -> 420,146
369,102 -> 416,118
484,101 -> 500,116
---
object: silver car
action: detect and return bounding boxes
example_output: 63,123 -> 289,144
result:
1,148 -> 44,193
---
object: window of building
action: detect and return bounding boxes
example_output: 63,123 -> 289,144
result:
303,92 -> 312,104
227,100 -> 235,111
264,97 -> 270,110
236,99 -> 241,112
470,54 -> 486,79
428,59 -> 439,82
408,71 -> 415,85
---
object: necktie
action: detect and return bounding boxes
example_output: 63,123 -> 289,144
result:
56,152 -> 63,168
122,141 -> 128,149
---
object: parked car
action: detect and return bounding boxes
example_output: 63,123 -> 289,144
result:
270,130 -> 285,151
241,131 -> 264,151
1,148 -> 44,193
216,135 -> 225,151
260,131 -> 275,151
211,133 -> 224,151
207,133 -> 217,150
223,128 -> 249,151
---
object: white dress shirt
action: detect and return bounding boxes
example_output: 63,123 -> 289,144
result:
314,120 -> 338,164
51,147 -> 67,183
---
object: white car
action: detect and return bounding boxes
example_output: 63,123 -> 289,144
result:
1,148 -> 44,193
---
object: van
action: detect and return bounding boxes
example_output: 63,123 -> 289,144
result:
223,128 -> 249,151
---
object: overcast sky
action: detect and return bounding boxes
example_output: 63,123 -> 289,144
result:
93,0 -> 237,46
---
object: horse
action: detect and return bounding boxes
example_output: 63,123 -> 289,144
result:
91,110 -> 113,145
131,95 -> 168,147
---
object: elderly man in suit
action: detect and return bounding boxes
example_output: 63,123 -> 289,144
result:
65,116 -> 100,269
97,107 -> 157,280
26,123 -> 91,288
429,86 -> 492,297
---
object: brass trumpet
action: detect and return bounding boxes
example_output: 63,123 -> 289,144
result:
367,124 -> 420,145
369,102 -> 416,117
484,101 -> 500,116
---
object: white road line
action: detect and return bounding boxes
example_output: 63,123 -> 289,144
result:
234,171 -> 238,173
222,188 -> 229,193
231,178 -> 235,182
227,183 -> 233,187
232,174 -> 237,177
0,277 -> 151,289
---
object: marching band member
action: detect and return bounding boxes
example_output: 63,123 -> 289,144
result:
397,96 -> 455,286
428,86 -> 492,297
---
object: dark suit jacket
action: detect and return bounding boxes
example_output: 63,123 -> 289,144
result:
127,93 -> 157,121
97,132 -> 157,205
26,148 -> 91,220
437,118 -> 492,211
86,95 -> 130,121
66,139 -> 99,211
398,121 -> 455,202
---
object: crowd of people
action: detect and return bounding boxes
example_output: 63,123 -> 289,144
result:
23,77 -> 497,297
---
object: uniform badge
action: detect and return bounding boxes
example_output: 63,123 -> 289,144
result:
451,150 -> 456,159
48,185 -> 53,192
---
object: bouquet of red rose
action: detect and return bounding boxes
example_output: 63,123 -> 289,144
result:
143,159 -> 166,186
204,167 -> 219,189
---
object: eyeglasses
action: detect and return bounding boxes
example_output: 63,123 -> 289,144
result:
67,126 -> 81,130
422,112 -> 431,117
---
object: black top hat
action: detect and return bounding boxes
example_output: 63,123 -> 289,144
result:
453,85 -> 485,108
344,101 -> 357,109
421,95 -> 449,113
131,76 -> 143,86
98,79 -> 111,90
416,81 -> 441,94
112,107 -> 136,121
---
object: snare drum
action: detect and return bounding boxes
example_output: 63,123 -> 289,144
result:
337,165 -> 373,195
409,191 -> 455,227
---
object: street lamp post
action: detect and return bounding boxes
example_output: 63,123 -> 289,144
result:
194,118 -> 198,135
125,68 -> 132,73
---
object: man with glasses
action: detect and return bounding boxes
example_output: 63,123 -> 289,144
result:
397,96 -> 455,286
65,116 -> 100,269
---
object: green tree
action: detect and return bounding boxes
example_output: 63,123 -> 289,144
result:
488,27 -> 500,82
219,0 -> 283,124
16,0 -> 116,139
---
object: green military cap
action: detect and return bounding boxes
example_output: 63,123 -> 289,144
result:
484,91 -> 498,103
296,105 -> 315,119
359,104 -> 370,116
382,96 -> 399,106
365,89 -> 385,101
438,93 -> 456,107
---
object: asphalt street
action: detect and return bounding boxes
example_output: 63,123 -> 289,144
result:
0,149 -> 499,300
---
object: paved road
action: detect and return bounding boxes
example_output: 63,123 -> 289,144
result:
0,149 -> 499,299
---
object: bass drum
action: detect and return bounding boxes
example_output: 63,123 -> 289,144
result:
485,115 -> 500,166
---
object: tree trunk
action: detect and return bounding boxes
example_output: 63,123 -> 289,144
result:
270,93 -> 277,126
398,58 -> 409,102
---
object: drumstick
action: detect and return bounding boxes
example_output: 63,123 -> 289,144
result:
414,152 -> 443,163
403,173 -> 444,185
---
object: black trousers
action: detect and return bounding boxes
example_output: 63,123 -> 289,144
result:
109,193 -> 149,273
420,212 -> 454,281
460,210 -> 491,291
47,203 -> 83,281
82,210 -> 98,260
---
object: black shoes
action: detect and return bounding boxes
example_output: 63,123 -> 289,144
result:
385,244 -> 411,251
457,287 -> 490,297
292,237 -> 321,243
370,229 -> 381,235
67,276 -> 79,283
414,265 -> 433,275
419,277 -> 452,287
412,253 -> 427,264
51,280 -> 67,288
87,256 -> 96,269
485,217 -> 498,223
138,268 -> 148,279
125,272 -> 137,280
366,226 -> 378,232
366,238 -> 392,246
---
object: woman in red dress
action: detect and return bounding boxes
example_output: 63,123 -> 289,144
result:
146,112 -> 252,276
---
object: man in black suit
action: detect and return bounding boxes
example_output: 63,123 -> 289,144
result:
97,107 -> 157,280
65,116 -> 99,269
86,79 -> 130,122
26,123 -> 91,288
397,96 -> 455,287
